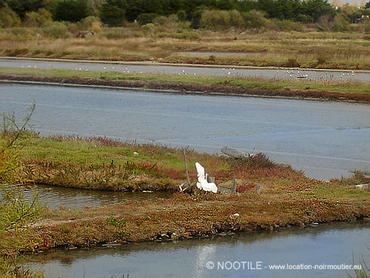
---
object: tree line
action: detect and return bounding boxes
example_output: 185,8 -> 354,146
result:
1,0 -> 370,29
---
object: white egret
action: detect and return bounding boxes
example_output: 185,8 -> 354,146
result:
195,162 -> 218,193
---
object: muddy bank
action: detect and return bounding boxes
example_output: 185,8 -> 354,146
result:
30,185 -> 370,252
2,74 -> 370,103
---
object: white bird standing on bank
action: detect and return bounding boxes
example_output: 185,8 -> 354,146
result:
195,162 -> 218,193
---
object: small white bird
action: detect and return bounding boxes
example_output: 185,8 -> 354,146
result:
195,162 -> 218,193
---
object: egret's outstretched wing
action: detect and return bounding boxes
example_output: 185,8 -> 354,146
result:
195,162 -> 205,190
195,162 -> 205,181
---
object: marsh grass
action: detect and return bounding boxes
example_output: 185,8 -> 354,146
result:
1,28 -> 370,69
16,133 -> 313,193
1,66 -> 369,97
18,135 -> 226,191
33,174 -> 370,249
16,134 -> 370,194
1,133 -> 367,253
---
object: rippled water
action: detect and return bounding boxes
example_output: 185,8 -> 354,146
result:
25,222 -> 370,278
1,84 -> 370,180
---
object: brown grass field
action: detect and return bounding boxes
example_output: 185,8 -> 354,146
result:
1,27 -> 370,69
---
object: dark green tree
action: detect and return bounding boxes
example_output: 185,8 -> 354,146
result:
300,0 -> 335,22
235,0 -> 259,12
215,0 -> 236,10
122,0 -> 170,21
146,0 -> 165,14
53,0 -> 89,22
123,0 -> 142,21
280,0 -> 301,20
168,0 -> 185,14
137,12 -> 158,25
3,0 -> 46,19
258,0 -> 283,19
182,0 -> 213,19
100,3 -> 125,26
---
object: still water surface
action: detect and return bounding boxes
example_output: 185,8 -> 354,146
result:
1,84 -> 370,179
22,185 -> 169,209
26,222 -> 370,278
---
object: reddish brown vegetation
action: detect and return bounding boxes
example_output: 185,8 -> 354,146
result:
2,74 -> 370,103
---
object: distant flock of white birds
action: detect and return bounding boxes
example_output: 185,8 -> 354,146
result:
19,63 -> 358,81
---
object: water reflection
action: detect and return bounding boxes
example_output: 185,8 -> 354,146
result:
26,222 -> 370,278
194,244 -> 217,278
22,185 -> 170,209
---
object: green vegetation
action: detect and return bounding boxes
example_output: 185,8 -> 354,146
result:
0,106 -> 43,277
15,135 -> 370,251
1,66 -> 370,103
1,0 -> 370,30
18,135 -> 195,191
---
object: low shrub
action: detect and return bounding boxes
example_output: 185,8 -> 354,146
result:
43,22 -> 71,39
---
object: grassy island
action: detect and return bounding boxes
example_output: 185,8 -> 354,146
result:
8,135 -> 370,251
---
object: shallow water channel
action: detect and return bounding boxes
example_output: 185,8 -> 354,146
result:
22,184 -> 169,210
25,222 -> 370,278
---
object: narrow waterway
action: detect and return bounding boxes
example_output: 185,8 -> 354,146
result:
25,222 -> 370,278
1,84 -> 370,180
21,184 -> 169,209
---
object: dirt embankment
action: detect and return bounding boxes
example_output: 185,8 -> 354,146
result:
2,74 -> 370,103
31,186 -> 370,251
